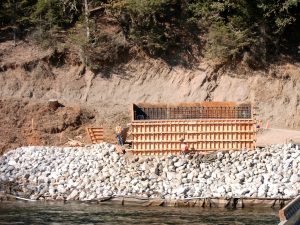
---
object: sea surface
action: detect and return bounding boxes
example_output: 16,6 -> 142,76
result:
0,201 -> 279,225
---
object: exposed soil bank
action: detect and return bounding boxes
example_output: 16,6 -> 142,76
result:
0,98 -> 95,154
1,40 -> 300,152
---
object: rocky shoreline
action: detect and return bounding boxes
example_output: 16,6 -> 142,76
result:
0,144 -> 299,201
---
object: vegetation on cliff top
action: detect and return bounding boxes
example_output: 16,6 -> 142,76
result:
1,0 -> 300,70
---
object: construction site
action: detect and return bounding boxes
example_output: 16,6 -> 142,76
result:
1,0 -> 300,221
1,39 -> 300,225
86,102 -> 300,225
87,101 -> 256,155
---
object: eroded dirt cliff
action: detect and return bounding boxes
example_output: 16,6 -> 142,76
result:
0,40 -> 300,152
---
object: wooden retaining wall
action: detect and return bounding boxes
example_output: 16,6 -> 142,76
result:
130,119 -> 256,155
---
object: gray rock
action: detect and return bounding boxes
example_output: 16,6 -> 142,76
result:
166,172 -> 176,180
7,165 -> 15,171
67,190 -> 79,200
79,191 -> 86,199
284,189 -> 298,197
176,186 -> 189,195
174,160 -> 186,168
290,174 -> 300,183
0,144 -> 299,201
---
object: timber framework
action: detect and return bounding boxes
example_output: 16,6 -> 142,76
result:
127,102 -> 257,155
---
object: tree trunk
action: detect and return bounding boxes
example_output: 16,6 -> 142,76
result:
13,0 -> 16,46
259,21 -> 267,65
84,0 -> 90,41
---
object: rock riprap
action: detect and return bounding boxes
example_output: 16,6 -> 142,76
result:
0,144 -> 299,200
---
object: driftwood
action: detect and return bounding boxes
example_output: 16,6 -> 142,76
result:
65,138 -> 84,147
6,194 -> 36,202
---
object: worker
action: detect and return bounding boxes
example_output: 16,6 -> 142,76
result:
115,124 -> 123,145
180,137 -> 189,154
256,120 -> 262,129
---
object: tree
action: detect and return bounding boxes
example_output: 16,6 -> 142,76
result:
257,0 -> 300,54
0,0 -> 37,44
109,0 -> 183,56
1,0 -> 299,65
205,22 -> 253,63
31,0 -> 82,30
188,0 -> 257,64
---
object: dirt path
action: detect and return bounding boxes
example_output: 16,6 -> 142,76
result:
257,128 -> 300,147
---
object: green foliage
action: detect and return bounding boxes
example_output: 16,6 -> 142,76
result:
31,0 -> 82,29
84,32 -> 129,74
0,0 -> 37,28
205,22 -> 253,63
110,0 -> 182,56
68,23 -> 88,46
126,0 -> 168,14
0,0 -> 82,43
188,0 -> 300,65
0,0 -> 300,66
258,0 -> 299,34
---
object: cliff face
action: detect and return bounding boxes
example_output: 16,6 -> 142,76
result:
0,40 -> 300,137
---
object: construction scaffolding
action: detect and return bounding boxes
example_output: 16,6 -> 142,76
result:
129,102 -> 256,155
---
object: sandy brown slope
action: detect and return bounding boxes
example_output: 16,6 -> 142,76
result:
0,98 -> 95,154
0,40 -> 300,152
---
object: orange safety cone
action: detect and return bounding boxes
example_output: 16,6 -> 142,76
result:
265,121 -> 270,129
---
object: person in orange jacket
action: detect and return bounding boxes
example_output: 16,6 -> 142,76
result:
115,124 -> 123,145
180,137 -> 189,154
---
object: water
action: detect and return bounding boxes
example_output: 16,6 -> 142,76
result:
0,201 -> 279,225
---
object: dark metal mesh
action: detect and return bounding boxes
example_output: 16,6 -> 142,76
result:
134,106 -> 252,120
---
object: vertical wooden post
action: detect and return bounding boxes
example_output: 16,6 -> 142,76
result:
60,132 -> 63,145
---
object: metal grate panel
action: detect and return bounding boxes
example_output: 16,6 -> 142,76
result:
133,103 -> 252,120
